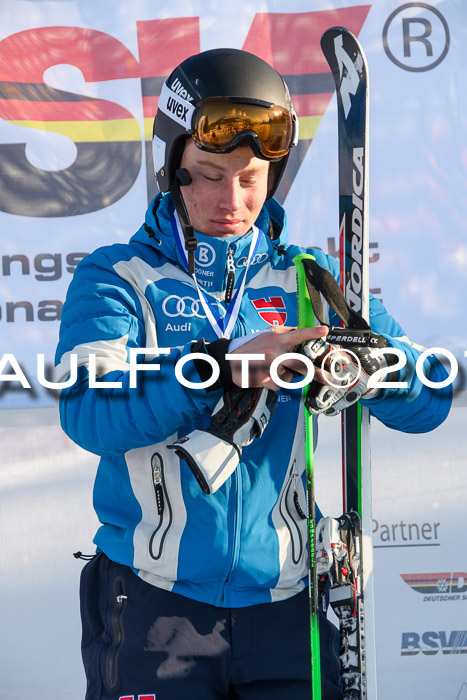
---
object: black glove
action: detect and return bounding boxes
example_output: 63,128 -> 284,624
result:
168,387 -> 278,494
302,327 -> 392,416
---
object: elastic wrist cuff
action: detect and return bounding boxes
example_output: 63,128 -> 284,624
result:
191,338 -> 233,391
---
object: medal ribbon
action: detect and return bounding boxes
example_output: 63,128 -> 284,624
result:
171,212 -> 263,339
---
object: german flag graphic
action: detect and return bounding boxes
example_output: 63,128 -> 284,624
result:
0,26 -> 142,217
401,572 -> 467,595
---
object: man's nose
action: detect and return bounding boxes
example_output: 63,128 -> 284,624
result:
218,179 -> 241,211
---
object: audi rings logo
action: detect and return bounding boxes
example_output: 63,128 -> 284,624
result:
237,252 -> 268,268
162,295 -> 226,319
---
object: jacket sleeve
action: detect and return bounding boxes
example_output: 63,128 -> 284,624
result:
54,248 -> 223,456
309,248 -> 452,434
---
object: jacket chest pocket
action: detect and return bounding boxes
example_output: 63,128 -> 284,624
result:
149,452 -> 173,560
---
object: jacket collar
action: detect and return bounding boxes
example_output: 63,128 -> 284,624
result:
131,193 -> 289,293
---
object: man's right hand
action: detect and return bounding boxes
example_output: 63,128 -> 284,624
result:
228,325 -> 329,391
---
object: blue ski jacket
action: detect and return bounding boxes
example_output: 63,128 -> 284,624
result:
55,193 -> 451,607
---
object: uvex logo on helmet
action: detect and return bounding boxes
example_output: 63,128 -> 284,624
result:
158,82 -> 195,128
251,296 -> 287,326
170,77 -> 194,102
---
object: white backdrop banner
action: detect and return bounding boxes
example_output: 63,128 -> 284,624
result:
0,1 -> 466,699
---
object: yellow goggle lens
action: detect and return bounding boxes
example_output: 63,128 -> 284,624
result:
192,101 -> 294,159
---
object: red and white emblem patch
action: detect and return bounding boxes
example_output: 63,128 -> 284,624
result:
251,296 -> 287,326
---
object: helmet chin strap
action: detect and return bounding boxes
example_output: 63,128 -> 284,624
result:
170,168 -> 198,274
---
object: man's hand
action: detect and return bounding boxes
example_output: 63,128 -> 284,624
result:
302,327 -> 391,416
228,325 -> 329,391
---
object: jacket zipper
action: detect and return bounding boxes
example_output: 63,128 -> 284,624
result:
105,575 -> 127,688
225,245 -> 235,303
219,466 -> 243,605
153,452 -> 164,515
149,452 -> 173,560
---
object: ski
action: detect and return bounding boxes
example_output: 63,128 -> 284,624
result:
293,252 -> 322,700
320,27 -> 377,699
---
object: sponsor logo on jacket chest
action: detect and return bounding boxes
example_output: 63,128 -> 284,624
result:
251,296 -> 287,326
165,322 -> 192,332
162,294 -> 225,320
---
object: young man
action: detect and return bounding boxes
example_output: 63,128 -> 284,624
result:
55,49 -> 451,700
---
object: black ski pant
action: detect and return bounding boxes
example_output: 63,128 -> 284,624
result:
80,553 -> 342,700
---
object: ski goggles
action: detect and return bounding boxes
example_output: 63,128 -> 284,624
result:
191,98 -> 298,160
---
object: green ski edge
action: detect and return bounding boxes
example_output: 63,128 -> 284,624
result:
293,253 -> 322,700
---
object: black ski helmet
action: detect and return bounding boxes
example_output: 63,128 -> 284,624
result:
152,48 -> 298,199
